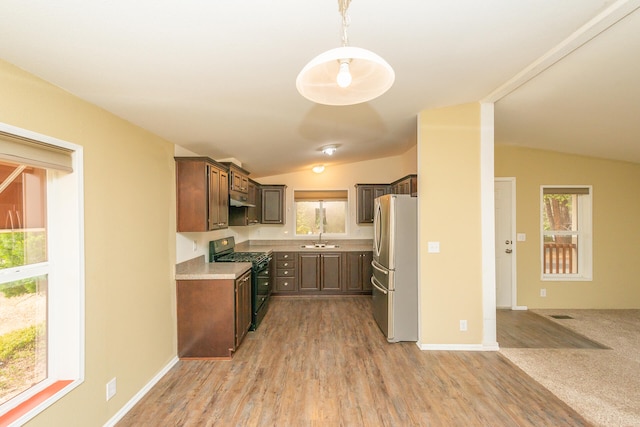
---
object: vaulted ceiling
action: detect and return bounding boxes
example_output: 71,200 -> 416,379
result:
1,1 -> 638,177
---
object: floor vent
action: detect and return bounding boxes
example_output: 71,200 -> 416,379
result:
550,314 -> 574,319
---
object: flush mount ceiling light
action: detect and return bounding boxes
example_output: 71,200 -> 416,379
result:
296,0 -> 395,106
312,165 -> 326,173
321,145 -> 337,155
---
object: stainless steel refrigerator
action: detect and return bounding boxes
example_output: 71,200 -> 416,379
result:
371,194 -> 418,342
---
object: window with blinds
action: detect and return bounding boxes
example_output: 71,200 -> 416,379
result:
294,190 -> 348,235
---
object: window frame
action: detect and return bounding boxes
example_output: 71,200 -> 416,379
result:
0,123 -> 84,425
540,185 -> 592,281
294,189 -> 349,237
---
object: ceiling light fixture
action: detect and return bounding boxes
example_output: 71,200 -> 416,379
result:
321,145 -> 337,156
296,0 -> 395,106
312,165 -> 325,174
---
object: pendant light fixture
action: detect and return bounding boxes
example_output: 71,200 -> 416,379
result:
296,0 -> 395,106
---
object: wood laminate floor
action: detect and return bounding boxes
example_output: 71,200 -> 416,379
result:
496,309 -> 609,349
118,297 -> 591,426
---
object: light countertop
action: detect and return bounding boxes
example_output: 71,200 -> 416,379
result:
176,255 -> 251,280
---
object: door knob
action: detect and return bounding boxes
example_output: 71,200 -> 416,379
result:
505,249 -> 512,254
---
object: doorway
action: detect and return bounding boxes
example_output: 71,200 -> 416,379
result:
494,178 -> 517,308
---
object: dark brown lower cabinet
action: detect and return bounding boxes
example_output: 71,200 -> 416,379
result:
298,253 -> 321,291
320,253 -> 342,291
272,251 -> 372,296
345,251 -> 374,291
177,269 -> 251,360
298,252 -> 343,293
274,252 -> 298,293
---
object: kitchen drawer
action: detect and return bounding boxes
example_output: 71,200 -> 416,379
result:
276,260 -> 296,269
277,268 -> 295,277
276,252 -> 296,261
276,277 -> 297,292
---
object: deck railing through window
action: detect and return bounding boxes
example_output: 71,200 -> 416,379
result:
544,243 -> 577,274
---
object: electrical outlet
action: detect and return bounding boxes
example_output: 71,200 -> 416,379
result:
459,320 -> 468,331
427,241 -> 440,253
540,288 -> 547,297
106,378 -> 117,401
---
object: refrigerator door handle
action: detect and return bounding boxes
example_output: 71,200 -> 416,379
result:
371,276 -> 388,295
371,260 -> 389,275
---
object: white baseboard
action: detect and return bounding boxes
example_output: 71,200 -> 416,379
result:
512,305 -> 528,311
416,342 -> 499,351
103,356 -> 179,427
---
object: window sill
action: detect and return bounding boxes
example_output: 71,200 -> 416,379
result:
541,275 -> 593,282
0,380 -> 75,426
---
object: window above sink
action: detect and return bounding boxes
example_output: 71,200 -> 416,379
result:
294,190 -> 347,237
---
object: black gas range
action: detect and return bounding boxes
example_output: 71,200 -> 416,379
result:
210,237 -> 272,331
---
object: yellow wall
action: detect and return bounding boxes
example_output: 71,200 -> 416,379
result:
0,59 -> 177,425
418,103 -> 484,345
495,145 -> 640,308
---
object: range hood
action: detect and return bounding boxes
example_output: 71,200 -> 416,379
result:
229,190 -> 255,208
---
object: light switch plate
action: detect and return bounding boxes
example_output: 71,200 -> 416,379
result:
427,241 -> 440,253
106,378 -> 117,401
517,233 -> 526,241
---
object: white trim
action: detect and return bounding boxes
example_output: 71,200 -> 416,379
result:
512,306 -> 528,311
417,342 -> 500,352
480,103 -> 498,350
483,0 -> 640,102
103,357 -> 180,427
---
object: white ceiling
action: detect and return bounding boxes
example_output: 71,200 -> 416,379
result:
0,0 -> 638,177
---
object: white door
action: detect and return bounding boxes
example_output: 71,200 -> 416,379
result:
495,179 -> 515,308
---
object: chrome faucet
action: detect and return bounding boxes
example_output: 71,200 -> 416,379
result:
317,232 -> 323,245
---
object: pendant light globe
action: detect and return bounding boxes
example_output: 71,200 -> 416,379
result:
296,46 -> 395,106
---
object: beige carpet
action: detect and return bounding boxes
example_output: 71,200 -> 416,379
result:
499,309 -> 640,427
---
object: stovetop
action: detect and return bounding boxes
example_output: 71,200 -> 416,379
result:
210,237 -> 270,268
216,251 -> 269,264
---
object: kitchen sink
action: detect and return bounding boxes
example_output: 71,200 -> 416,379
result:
300,244 -> 340,249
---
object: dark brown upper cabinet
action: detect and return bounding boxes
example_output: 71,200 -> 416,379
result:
261,185 -> 286,224
355,174 -> 417,224
175,157 -> 229,232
